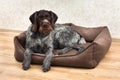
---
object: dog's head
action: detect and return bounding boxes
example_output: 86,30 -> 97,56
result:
29,10 -> 58,34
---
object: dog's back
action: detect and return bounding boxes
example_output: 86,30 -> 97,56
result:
53,24 -> 86,49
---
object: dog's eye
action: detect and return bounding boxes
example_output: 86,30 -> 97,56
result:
45,15 -> 49,18
40,16 -> 43,19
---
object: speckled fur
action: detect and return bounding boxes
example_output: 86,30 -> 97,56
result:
53,24 -> 86,54
23,24 -> 86,72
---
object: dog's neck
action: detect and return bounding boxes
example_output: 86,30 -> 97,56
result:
31,31 -> 51,38
40,32 -> 50,38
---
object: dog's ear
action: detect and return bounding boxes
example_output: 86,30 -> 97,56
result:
49,11 -> 58,24
29,11 -> 38,32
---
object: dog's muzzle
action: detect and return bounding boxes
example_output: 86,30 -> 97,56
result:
39,19 -> 53,33
42,19 -> 51,29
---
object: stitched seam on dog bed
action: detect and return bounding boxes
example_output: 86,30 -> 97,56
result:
92,42 -> 95,62
94,27 -> 106,41
92,27 -> 106,61
91,27 -> 107,67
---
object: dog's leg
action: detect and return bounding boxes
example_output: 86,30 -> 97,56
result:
57,47 -> 72,55
22,48 -> 33,70
72,44 -> 85,54
42,48 -> 53,72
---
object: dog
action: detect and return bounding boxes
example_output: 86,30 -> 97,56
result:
22,10 -> 58,72
22,10 -> 86,72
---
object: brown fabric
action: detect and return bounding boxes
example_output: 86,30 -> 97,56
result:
14,23 -> 112,68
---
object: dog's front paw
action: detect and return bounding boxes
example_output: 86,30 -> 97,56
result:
22,62 -> 30,70
22,65 -> 30,70
42,62 -> 51,72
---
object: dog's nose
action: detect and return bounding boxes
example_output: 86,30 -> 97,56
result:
43,19 -> 49,23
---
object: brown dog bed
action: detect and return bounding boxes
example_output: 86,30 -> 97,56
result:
14,23 -> 112,68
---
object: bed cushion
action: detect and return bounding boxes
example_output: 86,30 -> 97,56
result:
14,23 -> 112,68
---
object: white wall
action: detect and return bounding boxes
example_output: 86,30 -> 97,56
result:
0,0 -> 120,38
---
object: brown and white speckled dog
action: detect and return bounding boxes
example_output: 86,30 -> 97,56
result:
23,10 -> 86,72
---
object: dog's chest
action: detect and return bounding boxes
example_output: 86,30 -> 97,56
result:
33,36 -> 48,47
29,35 -> 49,53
